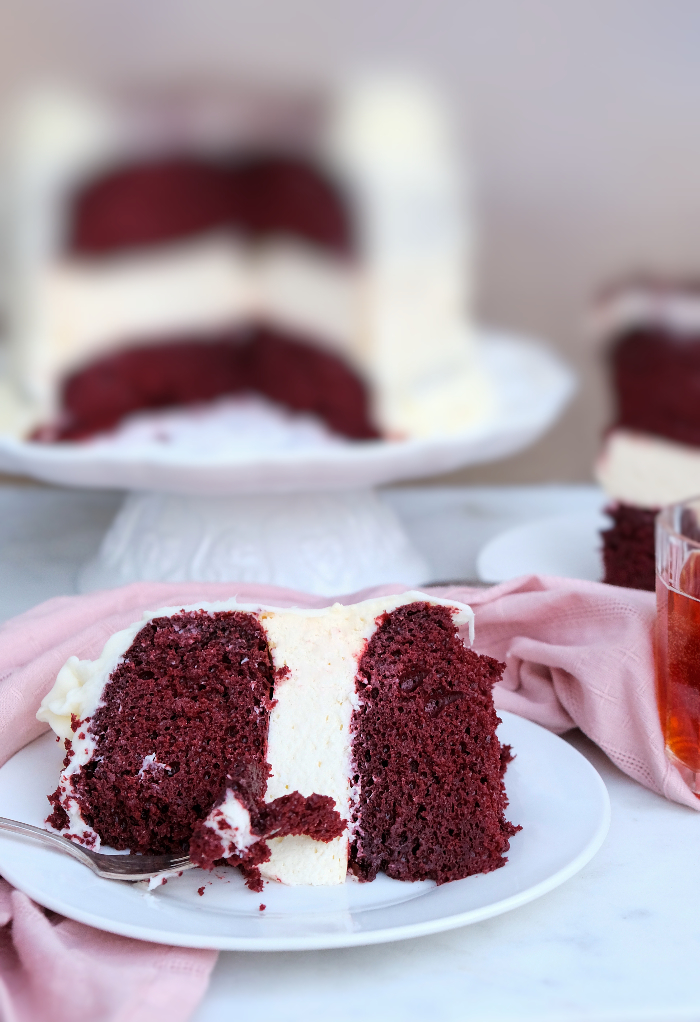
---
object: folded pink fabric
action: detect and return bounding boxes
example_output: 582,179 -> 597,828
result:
0,573 -> 694,1021
0,880 -> 215,1022
450,574 -> 698,811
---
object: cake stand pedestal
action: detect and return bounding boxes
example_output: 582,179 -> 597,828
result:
78,489 -> 430,595
0,331 -> 577,595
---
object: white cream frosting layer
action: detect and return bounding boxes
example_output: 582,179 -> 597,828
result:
18,231 -> 486,440
324,76 -> 486,438
21,233 -> 359,415
259,598 -> 401,885
590,285 -> 700,341
37,591 -> 474,882
596,428 -> 700,508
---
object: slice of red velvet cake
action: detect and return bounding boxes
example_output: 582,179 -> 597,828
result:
38,593 -> 519,890
593,281 -> 700,589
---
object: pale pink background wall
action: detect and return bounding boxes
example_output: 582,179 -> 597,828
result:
1,0 -> 698,484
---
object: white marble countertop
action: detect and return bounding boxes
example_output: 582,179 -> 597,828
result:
1,482 -> 698,1022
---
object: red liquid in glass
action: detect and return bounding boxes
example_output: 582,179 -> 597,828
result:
656,571 -> 700,774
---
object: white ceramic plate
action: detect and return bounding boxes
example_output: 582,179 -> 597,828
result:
477,510 -> 611,584
0,711 -> 609,951
0,332 -> 575,494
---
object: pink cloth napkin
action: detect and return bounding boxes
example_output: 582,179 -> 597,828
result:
0,573 -> 695,1020
0,879 -> 215,1022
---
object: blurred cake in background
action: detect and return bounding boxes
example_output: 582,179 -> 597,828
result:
0,77 -> 490,445
595,280 -> 700,589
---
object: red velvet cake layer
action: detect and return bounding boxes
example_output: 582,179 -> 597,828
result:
47,611 -> 277,854
612,329 -> 700,447
601,502 -> 657,591
349,602 -> 519,885
69,154 -> 354,256
47,609 -> 345,890
36,327 -> 379,442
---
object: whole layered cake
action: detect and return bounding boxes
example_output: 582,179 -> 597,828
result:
595,281 -> 700,590
37,593 -> 519,890
1,79 -> 490,445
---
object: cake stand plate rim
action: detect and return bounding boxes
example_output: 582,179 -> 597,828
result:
0,329 -> 576,495
477,509 -> 611,584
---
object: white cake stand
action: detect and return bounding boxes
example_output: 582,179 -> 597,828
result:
0,330 -> 575,594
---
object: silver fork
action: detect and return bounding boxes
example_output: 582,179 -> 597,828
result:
0,816 -> 196,881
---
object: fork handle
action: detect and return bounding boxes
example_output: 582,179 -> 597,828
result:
0,816 -> 93,865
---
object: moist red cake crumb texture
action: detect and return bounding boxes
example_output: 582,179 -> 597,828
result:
601,503 -> 658,591
611,328 -> 700,446
34,327 -> 378,443
350,602 -> 519,885
46,610 -> 343,891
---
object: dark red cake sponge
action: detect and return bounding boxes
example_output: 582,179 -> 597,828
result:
350,601 -> 519,885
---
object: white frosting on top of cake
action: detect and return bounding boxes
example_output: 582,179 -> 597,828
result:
325,76 -> 453,182
589,284 -> 700,341
37,591 -> 474,881
595,427 -> 700,508
37,616 -> 148,740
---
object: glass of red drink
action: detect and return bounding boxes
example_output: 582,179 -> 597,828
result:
656,497 -> 700,793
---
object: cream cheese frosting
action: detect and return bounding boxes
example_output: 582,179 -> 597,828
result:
595,427 -> 700,509
21,234 -> 360,416
589,284 -> 700,341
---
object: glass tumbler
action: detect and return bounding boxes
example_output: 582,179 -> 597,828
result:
656,496 -> 700,794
